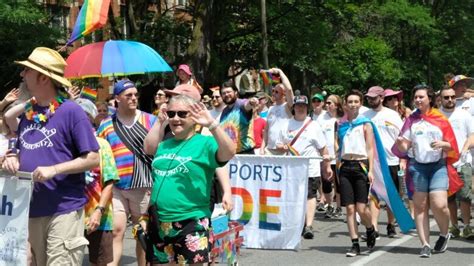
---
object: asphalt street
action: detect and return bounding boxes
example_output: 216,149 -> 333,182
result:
84,205 -> 474,265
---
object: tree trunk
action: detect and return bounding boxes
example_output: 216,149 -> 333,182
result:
187,0 -> 214,89
261,0 -> 269,69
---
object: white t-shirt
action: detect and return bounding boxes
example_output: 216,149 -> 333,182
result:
402,119 -> 443,163
362,108 -> 403,165
341,123 -> 367,158
440,108 -> 474,166
455,97 -> 474,117
281,118 -> 326,177
311,110 -> 327,122
266,103 -> 291,149
317,112 -> 337,164
209,108 -> 223,121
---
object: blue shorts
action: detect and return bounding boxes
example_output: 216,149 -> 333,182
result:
408,160 -> 448,193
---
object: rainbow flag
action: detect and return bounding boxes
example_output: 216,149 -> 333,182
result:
391,108 -> 463,197
81,87 -> 97,102
67,0 -> 111,45
260,71 -> 281,86
338,116 -> 415,233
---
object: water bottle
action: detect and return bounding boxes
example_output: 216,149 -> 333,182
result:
398,169 -> 408,200
133,224 -> 148,250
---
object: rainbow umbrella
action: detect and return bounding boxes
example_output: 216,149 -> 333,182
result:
64,40 -> 172,78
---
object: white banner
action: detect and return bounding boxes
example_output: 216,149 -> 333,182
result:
0,176 -> 32,266
229,155 -> 309,249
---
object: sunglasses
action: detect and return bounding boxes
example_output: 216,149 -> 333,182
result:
212,96 -> 221,99
442,95 -> 456,100
156,93 -> 166,97
385,96 -> 397,101
312,99 -> 322,103
166,110 -> 189,118
325,101 -> 334,105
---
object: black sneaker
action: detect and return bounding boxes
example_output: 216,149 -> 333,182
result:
387,224 -> 397,238
317,203 -> 328,212
433,234 -> 450,253
302,226 -> 314,239
332,207 -> 343,218
419,245 -> 431,258
346,244 -> 360,257
325,205 -> 335,218
361,230 -> 379,241
366,228 -> 377,249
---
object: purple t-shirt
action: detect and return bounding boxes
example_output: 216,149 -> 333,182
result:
17,100 -> 99,217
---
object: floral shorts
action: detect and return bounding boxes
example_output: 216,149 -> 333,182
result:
147,217 -> 210,265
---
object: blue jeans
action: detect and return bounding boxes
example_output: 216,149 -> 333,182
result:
408,160 -> 448,193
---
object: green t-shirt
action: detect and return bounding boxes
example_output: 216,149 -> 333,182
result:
150,134 -> 223,222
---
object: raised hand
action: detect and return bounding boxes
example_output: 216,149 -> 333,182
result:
189,102 -> 214,127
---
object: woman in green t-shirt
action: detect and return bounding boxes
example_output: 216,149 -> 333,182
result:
142,87 -> 235,265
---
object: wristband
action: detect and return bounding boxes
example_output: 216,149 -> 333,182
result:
95,206 -> 105,214
208,120 -> 219,131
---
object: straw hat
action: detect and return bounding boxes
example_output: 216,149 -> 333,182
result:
15,47 -> 72,88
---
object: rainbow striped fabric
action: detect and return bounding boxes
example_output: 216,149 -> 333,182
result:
67,0 -> 111,45
392,108 -> 463,197
260,71 -> 281,86
338,116 -> 415,233
97,112 -> 156,189
80,87 -> 97,102
84,138 -> 119,231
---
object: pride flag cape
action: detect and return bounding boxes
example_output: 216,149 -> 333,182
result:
391,108 -> 463,197
338,116 -> 415,233
67,0 -> 111,45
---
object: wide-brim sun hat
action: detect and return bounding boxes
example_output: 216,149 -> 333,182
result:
449,75 -> 474,88
15,47 -> 72,88
384,88 -> 403,101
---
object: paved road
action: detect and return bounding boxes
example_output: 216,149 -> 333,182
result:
85,206 -> 474,265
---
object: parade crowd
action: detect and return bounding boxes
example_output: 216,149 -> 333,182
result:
0,46 -> 473,265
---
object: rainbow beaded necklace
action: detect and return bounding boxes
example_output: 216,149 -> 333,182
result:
24,96 -> 65,123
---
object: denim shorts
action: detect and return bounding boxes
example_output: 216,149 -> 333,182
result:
408,160 -> 448,193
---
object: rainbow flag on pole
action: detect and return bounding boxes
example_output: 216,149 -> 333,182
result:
67,0 -> 111,45
80,87 -> 98,102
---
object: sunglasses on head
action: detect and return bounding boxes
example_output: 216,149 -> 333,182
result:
166,110 -> 189,118
443,95 -> 456,100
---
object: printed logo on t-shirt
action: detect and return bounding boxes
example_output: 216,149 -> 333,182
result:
19,124 -> 57,150
153,154 -> 192,177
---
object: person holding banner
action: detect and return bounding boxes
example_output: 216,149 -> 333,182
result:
2,47 -> 100,265
336,90 -> 377,257
279,95 -> 333,239
142,90 -> 235,265
393,85 -> 461,258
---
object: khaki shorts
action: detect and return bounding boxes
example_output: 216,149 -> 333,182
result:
449,164 -> 472,202
113,187 -> 151,219
29,209 -> 88,266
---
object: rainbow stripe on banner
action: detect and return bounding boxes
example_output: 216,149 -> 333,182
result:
81,87 -> 97,102
67,0 -> 111,45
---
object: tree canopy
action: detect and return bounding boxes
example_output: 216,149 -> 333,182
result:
1,0 -> 473,99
